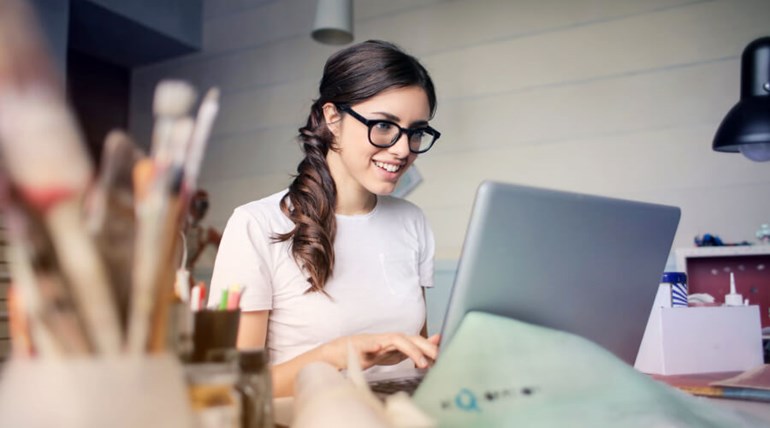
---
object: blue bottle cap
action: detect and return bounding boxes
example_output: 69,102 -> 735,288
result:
661,272 -> 687,284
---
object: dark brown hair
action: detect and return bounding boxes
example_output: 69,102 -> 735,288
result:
274,40 -> 437,293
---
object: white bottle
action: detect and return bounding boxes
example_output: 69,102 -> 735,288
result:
724,272 -> 744,306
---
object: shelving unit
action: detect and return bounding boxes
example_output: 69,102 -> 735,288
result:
675,246 -> 770,328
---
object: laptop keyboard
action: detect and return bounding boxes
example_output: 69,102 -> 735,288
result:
369,376 -> 424,396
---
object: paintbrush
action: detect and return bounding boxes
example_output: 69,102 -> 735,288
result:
147,118 -> 196,352
127,80 -> 196,354
0,0 -> 122,355
147,88 -> 221,351
152,81 -> 198,166
128,157 -> 171,353
85,130 -> 145,331
148,87 -> 221,352
0,170 -> 92,356
184,87 -> 220,192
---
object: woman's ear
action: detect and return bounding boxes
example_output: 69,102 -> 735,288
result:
322,103 -> 342,136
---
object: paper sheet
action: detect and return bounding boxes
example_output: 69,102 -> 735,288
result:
714,364 -> 770,391
412,311 -> 766,427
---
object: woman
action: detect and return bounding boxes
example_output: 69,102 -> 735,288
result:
209,40 -> 442,397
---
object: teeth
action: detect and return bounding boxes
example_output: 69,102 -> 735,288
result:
374,161 -> 401,173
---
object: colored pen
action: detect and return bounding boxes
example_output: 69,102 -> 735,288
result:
226,284 -> 242,310
218,288 -> 229,310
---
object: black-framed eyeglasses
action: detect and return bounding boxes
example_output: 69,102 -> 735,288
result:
337,105 -> 441,154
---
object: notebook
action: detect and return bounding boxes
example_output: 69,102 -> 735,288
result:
368,180 -> 681,395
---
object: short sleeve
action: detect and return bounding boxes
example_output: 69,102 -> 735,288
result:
208,207 -> 274,311
418,211 -> 435,288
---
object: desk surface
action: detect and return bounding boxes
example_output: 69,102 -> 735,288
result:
274,372 -> 770,427
652,372 -> 770,423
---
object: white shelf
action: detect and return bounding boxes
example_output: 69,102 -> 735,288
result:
675,246 -> 770,273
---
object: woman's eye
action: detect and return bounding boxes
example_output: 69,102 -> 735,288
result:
374,122 -> 395,132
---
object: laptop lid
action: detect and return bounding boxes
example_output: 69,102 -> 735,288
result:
439,181 -> 681,364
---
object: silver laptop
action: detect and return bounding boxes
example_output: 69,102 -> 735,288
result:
368,180 -> 680,394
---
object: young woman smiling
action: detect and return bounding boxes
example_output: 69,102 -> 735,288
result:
209,40 -> 442,397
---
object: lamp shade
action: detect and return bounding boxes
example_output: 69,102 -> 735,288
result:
311,0 -> 353,45
713,37 -> 770,161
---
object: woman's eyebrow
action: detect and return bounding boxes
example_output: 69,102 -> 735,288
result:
370,111 -> 430,127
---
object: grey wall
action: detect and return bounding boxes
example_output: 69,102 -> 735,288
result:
129,0 -> 770,277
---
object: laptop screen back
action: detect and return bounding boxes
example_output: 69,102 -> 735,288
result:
439,181 -> 680,364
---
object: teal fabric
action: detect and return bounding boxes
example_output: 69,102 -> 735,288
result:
413,311 -> 763,427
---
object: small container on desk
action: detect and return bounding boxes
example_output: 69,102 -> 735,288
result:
185,308 -> 274,428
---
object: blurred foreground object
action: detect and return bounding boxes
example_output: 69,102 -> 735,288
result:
0,0 -> 220,357
184,189 -> 221,274
0,354 -> 193,428
0,2 -> 226,426
291,342 -> 435,428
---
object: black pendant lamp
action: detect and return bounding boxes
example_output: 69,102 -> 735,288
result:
713,37 -> 770,161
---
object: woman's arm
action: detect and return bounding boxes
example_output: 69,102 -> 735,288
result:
236,311 -> 440,397
236,310 -> 268,349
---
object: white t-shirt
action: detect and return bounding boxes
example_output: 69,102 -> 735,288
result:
208,190 -> 435,365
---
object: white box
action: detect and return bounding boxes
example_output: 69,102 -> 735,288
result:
635,305 -> 764,375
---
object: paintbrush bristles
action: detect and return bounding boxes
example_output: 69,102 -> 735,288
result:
153,80 -> 197,118
184,87 -> 221,191
205,87 -> 221,103
151,80 -> 197,166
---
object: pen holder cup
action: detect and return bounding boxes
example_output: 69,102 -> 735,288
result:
192,309 -> 241,363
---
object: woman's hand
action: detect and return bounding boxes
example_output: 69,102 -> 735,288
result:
321,333 -> 441,371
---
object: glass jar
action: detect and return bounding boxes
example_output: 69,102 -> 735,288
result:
661,272 -> 688,308
237,349 -> 274,428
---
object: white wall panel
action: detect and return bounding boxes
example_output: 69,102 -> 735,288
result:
199,125 -> 302,184
203,173 -> 292,228
355,0 -> 699,56
203,0 -> 314,52
414,123 -> 770,258
424,0 -> 770,100
429,59 -> 736,154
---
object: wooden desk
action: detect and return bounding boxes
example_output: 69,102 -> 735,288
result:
652,372 -> 770,423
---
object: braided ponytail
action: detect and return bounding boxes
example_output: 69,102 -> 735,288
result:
274,102 -> 337,293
